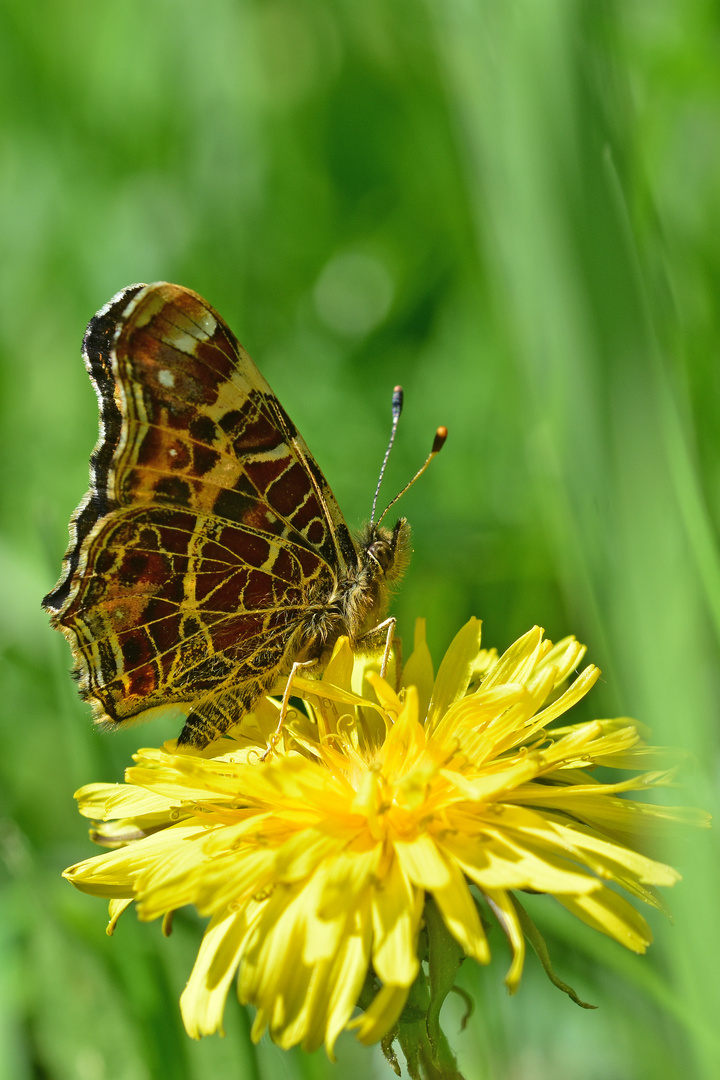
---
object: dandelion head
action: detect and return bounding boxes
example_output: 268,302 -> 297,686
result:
64,618 -> 709,1060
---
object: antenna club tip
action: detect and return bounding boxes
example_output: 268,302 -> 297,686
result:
391,385 -> 404,419
432,426 -> 448,453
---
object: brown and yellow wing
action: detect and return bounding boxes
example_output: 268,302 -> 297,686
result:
43,282 -> 358,727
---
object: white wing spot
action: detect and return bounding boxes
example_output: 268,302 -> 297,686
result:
158,369 -> 175,388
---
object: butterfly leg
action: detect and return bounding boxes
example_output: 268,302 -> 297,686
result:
262,658 -> 318,760
378,617 -> 396,678
354,617 -> 397,677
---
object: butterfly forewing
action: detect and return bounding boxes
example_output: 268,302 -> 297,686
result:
44,283 -> 359,730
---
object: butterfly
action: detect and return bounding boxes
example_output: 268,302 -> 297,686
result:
43,283 -> 445,749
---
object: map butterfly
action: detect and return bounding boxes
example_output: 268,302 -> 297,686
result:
43,283 -> 445,748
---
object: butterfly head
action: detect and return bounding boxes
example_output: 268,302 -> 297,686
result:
359,517 -> 411,584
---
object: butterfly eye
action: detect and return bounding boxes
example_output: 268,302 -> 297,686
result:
367,539 -> 394,572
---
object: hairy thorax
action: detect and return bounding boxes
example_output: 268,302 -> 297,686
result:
297,517 -> 411,661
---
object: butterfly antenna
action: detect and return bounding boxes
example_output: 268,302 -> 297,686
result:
376,425 -> 448,525
370,385 -> 404,525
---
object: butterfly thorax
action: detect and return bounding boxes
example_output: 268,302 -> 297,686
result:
297,517 -> 411,660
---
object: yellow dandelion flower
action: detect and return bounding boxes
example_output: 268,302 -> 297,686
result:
63,619 -> 709,1060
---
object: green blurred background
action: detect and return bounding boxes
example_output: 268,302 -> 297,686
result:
1,1 -> 719,1077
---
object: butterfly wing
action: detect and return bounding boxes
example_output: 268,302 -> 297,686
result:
43,282 -> 359,728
